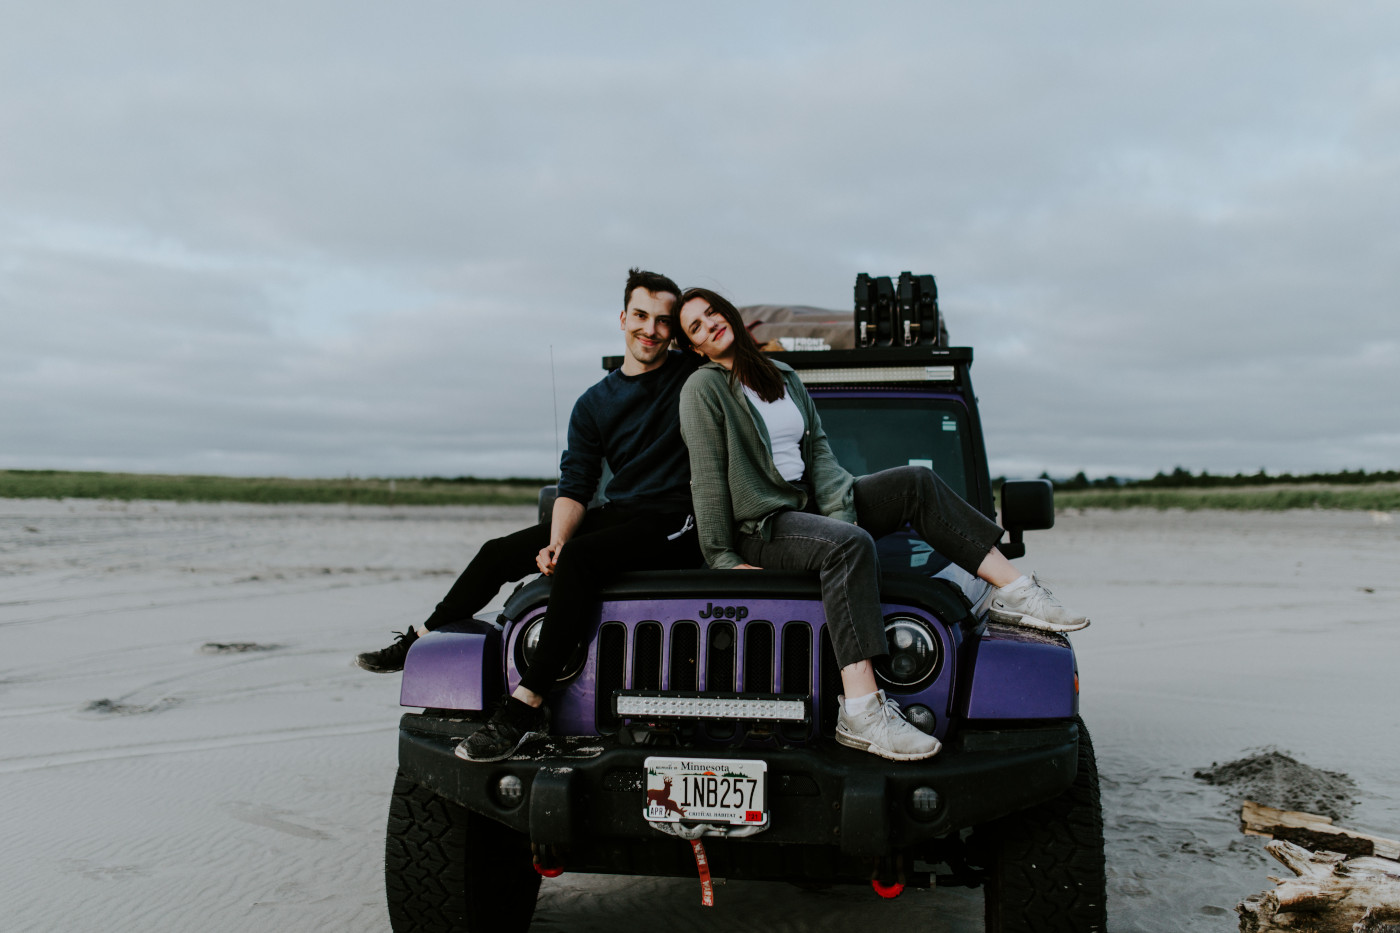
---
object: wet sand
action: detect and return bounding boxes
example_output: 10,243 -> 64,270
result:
2,501 -> 1397,932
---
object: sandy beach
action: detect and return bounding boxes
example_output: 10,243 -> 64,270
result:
2,500 -> 1397,932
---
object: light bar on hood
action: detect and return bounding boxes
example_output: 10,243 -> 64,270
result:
795,365 -> 955,384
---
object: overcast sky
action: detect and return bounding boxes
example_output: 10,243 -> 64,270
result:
2,1 -> 1396,480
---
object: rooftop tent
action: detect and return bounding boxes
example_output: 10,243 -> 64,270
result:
736,305 -> 854,352
738,302 -> 949,352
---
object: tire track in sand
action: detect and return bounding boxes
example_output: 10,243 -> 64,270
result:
0,719 -> 395,774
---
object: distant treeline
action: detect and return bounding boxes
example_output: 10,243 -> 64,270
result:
1042,466 -> 1400,491
0,470 -> 551,506
1047,485 -> 1400,511
1001,466 -> 1400,512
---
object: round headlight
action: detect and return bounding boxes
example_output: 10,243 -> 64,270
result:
515,615 -> 587,684
874,616 -> 941,689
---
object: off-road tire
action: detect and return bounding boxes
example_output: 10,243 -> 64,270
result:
385,770 -> 541,932
981,717 -> 1107,932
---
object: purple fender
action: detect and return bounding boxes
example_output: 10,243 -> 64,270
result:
963,623 -> 1078,720
399,621 -> 502,711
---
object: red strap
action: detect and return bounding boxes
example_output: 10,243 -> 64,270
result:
689,839 -> 715,907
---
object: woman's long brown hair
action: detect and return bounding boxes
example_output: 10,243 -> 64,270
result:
676,287 -> 786,403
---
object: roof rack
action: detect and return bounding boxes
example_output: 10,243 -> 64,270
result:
600,346 -> 971,378
768,347 -> 971,385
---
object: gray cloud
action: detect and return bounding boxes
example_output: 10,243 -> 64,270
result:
2,1 -> 1397,479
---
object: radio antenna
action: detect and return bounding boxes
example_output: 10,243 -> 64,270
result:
549,345 -> 561,480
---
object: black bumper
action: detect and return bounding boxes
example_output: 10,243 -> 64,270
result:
397,714 -> 1078,859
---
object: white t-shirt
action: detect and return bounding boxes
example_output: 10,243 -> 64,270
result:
742,384 -> 805,482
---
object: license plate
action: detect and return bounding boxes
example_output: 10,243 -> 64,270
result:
643,756 -> 768,827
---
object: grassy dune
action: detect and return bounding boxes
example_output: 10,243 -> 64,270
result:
1052,482 -> 1400,511
0,470 -> 546,506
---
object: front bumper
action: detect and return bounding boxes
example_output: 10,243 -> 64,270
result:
397,713 -> 1078,858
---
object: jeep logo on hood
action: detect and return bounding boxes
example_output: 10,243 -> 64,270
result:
698,602 -> 749,621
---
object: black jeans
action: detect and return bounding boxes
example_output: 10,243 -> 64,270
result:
424,505 -> 702,694
737,465 -> 1002,668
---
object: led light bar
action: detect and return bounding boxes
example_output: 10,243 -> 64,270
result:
614,692 -> 808,722
795,365 -> 955,384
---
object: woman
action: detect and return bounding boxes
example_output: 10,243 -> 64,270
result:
676,287 -> 1088,762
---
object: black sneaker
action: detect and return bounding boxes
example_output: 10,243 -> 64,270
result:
354,628 -> 420,673
455,697 -> 550,762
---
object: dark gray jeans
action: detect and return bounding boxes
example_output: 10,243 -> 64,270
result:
736,466 -> 1003,668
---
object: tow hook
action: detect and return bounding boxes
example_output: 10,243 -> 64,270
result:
531,843 -> 565,878
871,856 -> 906,898
871,879 -> 904,898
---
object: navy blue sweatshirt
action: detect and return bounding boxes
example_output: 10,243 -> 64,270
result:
557,351 -> 701,510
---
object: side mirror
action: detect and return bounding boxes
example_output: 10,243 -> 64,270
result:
998,479 -> 1054,559
537,485 -> 558,526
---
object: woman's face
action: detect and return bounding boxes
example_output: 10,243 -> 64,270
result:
680,297 -> 735,362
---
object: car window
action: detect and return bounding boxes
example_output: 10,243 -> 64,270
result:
811,396 -> 972,500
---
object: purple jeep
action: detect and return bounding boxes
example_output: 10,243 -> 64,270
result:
383,278 -> 1106,932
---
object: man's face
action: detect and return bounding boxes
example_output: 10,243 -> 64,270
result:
619,288 -> 677,372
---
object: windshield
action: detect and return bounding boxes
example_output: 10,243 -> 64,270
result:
810,395 -> 973,500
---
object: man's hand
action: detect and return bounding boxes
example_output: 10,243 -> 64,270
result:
537,539 -> 566,575
733,563 -> 762,570
538,496 -> 587,576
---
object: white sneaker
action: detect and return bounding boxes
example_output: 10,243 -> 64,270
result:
987,572 -> 1090,632
835,691 -> 941,761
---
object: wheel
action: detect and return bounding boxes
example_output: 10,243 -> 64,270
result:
385,770 -> 541,932
980,717 -> 1107,932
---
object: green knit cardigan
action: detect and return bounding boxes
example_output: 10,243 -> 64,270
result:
678,359 -> 856,569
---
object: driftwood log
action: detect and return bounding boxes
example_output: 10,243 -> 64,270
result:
1243,801 -> 1400,861
1237,800 -> 1400,932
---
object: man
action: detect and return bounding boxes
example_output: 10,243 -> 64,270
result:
355,268 -> 702,762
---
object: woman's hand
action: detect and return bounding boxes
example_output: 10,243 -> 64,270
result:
733,563 -> 762,570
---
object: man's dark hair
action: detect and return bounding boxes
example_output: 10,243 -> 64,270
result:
624,268 -> 681,309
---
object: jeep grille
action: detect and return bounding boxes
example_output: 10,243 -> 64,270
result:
594,618 -> 832,740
